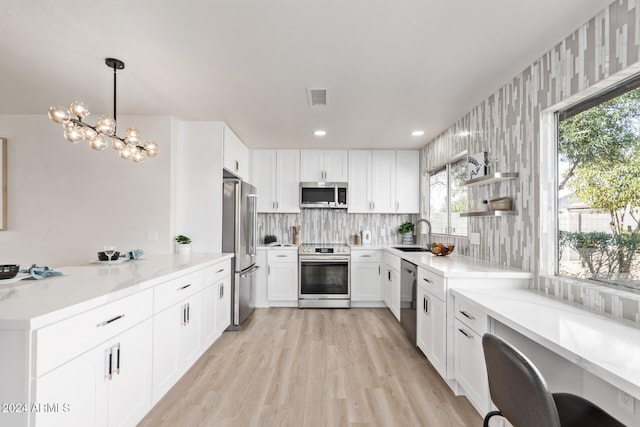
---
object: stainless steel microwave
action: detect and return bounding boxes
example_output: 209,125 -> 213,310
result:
300,182 -> 348,209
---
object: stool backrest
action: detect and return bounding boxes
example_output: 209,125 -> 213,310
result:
482,333 -> 562,427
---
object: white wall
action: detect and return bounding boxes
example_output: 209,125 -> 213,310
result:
0,114 -> 176,267
175,121 -> 224,253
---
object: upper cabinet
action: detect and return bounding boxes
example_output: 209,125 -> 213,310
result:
223,125 -> 249,181
348,150 -> 418,214
300,149 -> 348,182
395,150 -> 420,214
252,149 -> 300,213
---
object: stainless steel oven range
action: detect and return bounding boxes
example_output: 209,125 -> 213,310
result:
298,243 -> 351,308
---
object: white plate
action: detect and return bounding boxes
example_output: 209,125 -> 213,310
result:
92,258 -> 128,265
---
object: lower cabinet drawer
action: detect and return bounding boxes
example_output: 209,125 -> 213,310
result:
35,289 -> 153,377
204,259 -> 232,285
417,267 -> 446,300
454,297 -> 489,336
153,270 -> 204,313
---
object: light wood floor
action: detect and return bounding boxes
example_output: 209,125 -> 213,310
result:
139,308 -> 481,427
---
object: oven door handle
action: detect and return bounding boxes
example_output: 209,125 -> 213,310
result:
299,256 -> 350,262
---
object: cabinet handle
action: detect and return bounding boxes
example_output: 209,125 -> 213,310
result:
423,294 -> 429,314
96,314 -> 125,327
114,343 -> 121,375
388,271 -> 391,281
277,254 -> 287,257
458,328 -> 473,339
422,278 -> 433,284
396,201 -> 399,211
235,160 -> 239,171
216,268 -> 224,273
460,310 -> 476,320
372,202 -> 375,210
276,201 -> 279,209
219,284 -> 224,300
268,265 -> 271,275
273,201 -> 276,209
187,303 -> 190,324
177,283 -> 192,291
182,304 -> 187,326
379,265 -> 381,275
107,348 -> 113,380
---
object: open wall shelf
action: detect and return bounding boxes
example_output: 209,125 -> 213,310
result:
462,172 -> 518,187
460,210 -> 517,217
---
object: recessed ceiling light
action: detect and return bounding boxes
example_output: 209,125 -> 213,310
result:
314,130 -> 326,136
411,130 -> 424,137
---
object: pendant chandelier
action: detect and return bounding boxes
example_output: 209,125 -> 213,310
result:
48,58 -> 158,163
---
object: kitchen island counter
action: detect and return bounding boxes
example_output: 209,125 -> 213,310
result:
0,253 -> 233,329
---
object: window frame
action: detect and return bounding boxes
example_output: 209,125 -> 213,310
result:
428,152 -> 468,237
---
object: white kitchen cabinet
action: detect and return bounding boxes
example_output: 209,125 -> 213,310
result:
152,272 -> 204,403
223,124 -> 249,180
351,250 -> 382,302
348,150 -> 418,213
395,150 -> 420,213
383,252 -> 401,320
454,317 -> 490,415
348,150 -> 396,213
252,149 -> 300,213
202,261 -> 232,348
267,249 -> 298,305
452,292 -> 491,415
35,318 -> 153,427
300,149 -> 348,182
416,268 -> 447,379
215,276 -> 231,336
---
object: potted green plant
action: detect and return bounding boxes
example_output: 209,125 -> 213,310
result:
398,222 -> 414,245
175,235 -> 192,255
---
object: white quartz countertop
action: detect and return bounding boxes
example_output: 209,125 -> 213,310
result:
382,247 -> 533,279
0,253 -> 233,330
450,287 -> 640,399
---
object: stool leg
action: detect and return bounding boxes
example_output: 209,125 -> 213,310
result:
483,410 -> 502,427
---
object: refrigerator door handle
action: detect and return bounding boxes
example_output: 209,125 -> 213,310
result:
247,193 -> 258,256
240,265 -> 260,278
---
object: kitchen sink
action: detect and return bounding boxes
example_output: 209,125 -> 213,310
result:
392,247 -> 432,253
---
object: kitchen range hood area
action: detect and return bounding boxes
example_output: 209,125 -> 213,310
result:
2,1 -> 640,426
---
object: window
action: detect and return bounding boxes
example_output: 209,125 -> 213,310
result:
557,79 -> 640,292
429,157 -> 468,236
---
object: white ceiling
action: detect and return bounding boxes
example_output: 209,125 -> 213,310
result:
0,0 -> 613,150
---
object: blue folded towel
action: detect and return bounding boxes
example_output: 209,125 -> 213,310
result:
19,264 -> 63,280
123,249 -> 144,260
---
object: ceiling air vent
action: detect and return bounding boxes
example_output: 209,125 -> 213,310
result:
306,88 -> 327,106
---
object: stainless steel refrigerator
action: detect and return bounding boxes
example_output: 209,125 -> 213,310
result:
222,178 -> 258,330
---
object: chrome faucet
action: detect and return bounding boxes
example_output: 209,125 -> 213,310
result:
414,219 -> 432,250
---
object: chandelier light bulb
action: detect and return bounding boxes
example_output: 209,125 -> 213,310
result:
95,115 -> 116,136
112,138 -> 125,151
70,101 -> 90,119
119,144 -> 136,160
143,141 -> 158,157
64,127 -> 84,144
124,128 -> 141,145
132,149 -> 145,163
48,106 -> 70,124
89,135 -> 108,151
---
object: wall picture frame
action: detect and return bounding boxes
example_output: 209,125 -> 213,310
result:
467,151 -> 487,180
0,138 -> 6,230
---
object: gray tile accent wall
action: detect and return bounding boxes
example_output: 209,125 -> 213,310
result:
258,211 -> 417,246
420,0 -> 640,321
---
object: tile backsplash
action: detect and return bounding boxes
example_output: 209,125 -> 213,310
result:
258,211 -> 417,246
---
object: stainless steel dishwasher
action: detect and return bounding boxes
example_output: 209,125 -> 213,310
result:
400,259 -> 417,346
